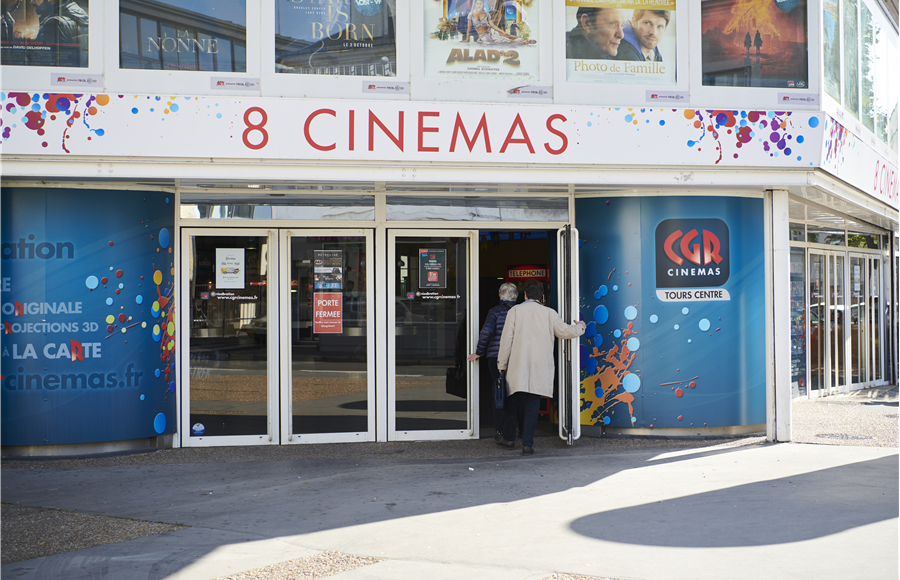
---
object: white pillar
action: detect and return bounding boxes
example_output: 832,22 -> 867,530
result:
767,189 -> 792,442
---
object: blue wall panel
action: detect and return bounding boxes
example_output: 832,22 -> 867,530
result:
1,188 -> 177,445
576,196 -> 766,429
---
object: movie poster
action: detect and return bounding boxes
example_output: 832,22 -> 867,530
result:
564,0 -> 677,85
424,0 -> 540,80
823,0 -> 840,101
275,0 -> 396,76
0,0 -> 89,67
701,0 -> 808,89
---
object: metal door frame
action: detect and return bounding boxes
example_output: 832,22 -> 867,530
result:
278,229 -> 376,444
386,228 -> 479,442
180,227 -> 281,447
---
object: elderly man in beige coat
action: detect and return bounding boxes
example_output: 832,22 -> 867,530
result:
497,279 -> 586,455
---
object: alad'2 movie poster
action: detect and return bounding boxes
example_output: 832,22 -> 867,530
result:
275,0 -> 396,76
424,0 -> 540,81
701,0 -> 808,89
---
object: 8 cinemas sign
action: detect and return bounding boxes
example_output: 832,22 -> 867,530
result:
655,219 -> 731,302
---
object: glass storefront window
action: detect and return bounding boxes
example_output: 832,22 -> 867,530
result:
823,0 -> 841,102
789,222 -> 805,242
386,196 -> 568,221
807,228 -> 845,245
847,232 -> 879,248
701,0 -> 808,89
860,2 -> 875,133
180,194 -> 375,221
842,0 -> 860,118
1,0 -> 89,67
119,0 -> 246,72
790,248 -> 807,397
275,0 -> 397,76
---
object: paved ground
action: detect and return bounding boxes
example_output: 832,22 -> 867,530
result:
1,386 -> 897,580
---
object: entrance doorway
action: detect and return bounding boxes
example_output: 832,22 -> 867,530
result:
181,228 -> 374,446
181,225 -> 579,446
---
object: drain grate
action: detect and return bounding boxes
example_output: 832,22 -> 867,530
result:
816,433 -> 874,440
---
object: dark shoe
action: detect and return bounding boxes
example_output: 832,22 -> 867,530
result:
496,438 -> 515,449
494,432 -> 503,444
522,445 -> 534,456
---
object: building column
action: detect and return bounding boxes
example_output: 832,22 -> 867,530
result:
767,189 -> 792,442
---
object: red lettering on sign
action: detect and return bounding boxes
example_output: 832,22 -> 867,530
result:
304,109 -> 336,152
544,114 -> 568,155
500,113 -> 535,154
450,113 -> 491,153
418,111 -> 440,152
369,110 -> 404,152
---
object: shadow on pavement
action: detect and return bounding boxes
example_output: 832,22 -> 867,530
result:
570,454 -> 898,547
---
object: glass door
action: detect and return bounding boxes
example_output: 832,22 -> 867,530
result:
829,254 -> 847,393
849,254 -> 867,385
388,230 -> 477,441
182,229 -> 279,445
279,230 -> 375,443
808,252 -> 826,394
867,256 -> 882,385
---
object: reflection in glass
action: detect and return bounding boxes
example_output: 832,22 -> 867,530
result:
829,255 -> 845,388
387,196 -> 568,221
850,256 -> 866,383
0,0 -> 89,67
290,236 -> 369,435
822,0 -> 840,101
808,254 -> 824,392
807,228 -> 845,245
275,0 -> 396,76
860,3 -> 875,133
870,258 -> 880,381
842,0 -> 859,118
790,248 -> 807,397
189,235 -> 269,436
119,0 -> 246,72
394,237 -> 468,431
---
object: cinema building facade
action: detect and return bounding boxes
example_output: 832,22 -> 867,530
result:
1,0 -> 897,455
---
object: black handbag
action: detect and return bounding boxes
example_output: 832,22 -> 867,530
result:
445,365 -> 467,399
494,371 -> 507,410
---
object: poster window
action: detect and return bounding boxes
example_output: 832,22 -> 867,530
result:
1,0 -> 89,67
842,0 -> 859,117
423,0 -> 540,81
563,0 -> 677,85
822,0 -> 840,102
118,0 -> 246,72
700,0 -> 808,89
275,0 -> 397,76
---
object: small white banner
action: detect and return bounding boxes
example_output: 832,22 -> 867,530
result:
646,90 -> 688,103
507,86 -> 552,99
777,93 -> 818,105
211,77 -> 260,91
362,81 -> 410,94
50,73 -> 102,87
656,288 -> 731,302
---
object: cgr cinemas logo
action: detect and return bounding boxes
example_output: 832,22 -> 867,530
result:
656,219 -> 729,288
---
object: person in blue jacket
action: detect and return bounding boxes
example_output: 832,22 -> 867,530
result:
467,282 -> 518,442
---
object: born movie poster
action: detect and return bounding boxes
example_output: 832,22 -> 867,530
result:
1,0 -> 89,67
564,0 -> 677,85
275,0 -> 396,76
424,0 -> 540,80
701,0 -> 809,89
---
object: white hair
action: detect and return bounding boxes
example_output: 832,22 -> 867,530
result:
498,282 -> 518,302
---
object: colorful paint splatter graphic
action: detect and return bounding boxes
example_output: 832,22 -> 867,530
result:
82,210 -> 176,435
575,196 -> 767,430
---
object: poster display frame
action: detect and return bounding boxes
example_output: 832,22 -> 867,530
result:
410,0 -> 554,103
552,0 -> 690,106
101,0 -> 262,97
0,0 -> 104,93
688,0 -> 821,111
260,0 -> 411,101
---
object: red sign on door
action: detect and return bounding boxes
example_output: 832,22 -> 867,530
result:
313,293 -> 342,334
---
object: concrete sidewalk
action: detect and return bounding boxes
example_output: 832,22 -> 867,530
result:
2,439 -> 897,580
